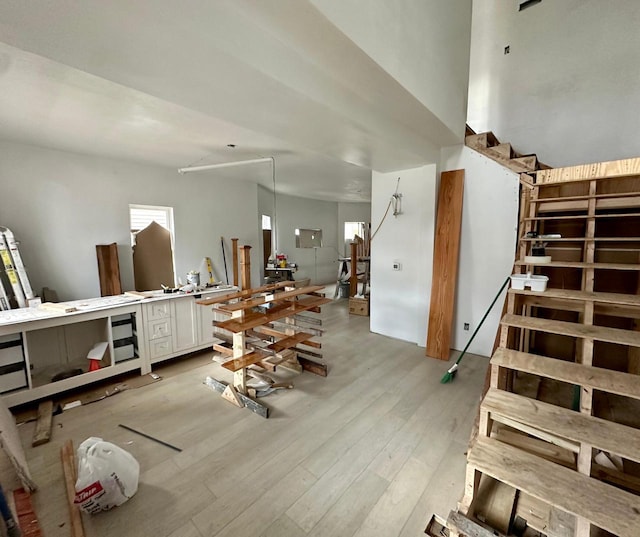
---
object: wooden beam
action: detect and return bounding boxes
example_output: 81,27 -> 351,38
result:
31,400 -> 53,447
426,169 -> 464,360
61,440 -> 85,537
446,511 -> 498,537
350,241 -> 358,297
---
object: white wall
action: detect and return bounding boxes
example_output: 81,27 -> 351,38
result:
468,0 -> 640,167
311,0 -> 472,139
338,202 -> 371,257
0,140 -> 261,300
441,145 -> 518,357
370,165 -> 436,345
272,193 -> 339,285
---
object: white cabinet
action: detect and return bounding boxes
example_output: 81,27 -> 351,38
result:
171,297 -> 198,352
197,302 -> 223,345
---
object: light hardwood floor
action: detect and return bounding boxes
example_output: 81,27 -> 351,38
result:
5,297 -> 488,537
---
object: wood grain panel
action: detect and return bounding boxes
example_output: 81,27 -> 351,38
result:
426,169 -> 464,360
95,242 -> 122,296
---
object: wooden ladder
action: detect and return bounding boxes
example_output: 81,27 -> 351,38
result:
456,158 -> 640,537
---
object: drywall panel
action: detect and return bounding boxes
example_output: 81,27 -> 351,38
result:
338,201 -> 371,257
370,165 -> 437,345
272,193 -> 338,285
311,0 -> 472,138
468,0 -> 640,166
440,145 -> 518,357
0,140 -> 260,300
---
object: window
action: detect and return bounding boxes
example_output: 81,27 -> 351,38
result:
129,204 -> 174,246
262,214 -> 272,230
344,221 -> 365,242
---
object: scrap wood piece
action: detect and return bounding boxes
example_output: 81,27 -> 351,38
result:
204,377 -> 269,418
60,440 -> 85,537
196,281 -> 295,306
268,331 -> 316,353
12,487 -> 43,537
426,169 -> 464,360
221,350 -> 270,372
473,475 -> 517,535
31,400 -> 53,447
0,398 -> 36,492
217,285 -> 324,312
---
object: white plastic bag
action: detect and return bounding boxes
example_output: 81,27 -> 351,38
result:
74,437 -> 140,514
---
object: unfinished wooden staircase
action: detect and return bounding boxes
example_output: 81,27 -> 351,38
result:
447,158 -> 640,537
465,125 -> 551,174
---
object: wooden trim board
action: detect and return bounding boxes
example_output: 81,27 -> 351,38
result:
426,169 -> 464,360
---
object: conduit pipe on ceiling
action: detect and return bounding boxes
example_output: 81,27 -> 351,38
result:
177,156 -> 273,174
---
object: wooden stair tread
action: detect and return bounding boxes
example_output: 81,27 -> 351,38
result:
217,285 -> 324,312
221,349 -> 270,372
514,260 -> 640,270
520,236 -> 640,242
468,437 -> 640,537
501,313 -> 640,346
508,287 -> 640,307
491,348 -> 640,400
215,296 -> 330,333
465,132 -> 499,150
483,388 -> 640,464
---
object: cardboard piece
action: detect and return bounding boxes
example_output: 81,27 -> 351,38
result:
133,221 -> 175,291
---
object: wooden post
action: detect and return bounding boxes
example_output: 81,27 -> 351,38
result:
240,245 -> 252,290
231,310 -> 247,394
350,241 -> 358,297
231,238 -> 239,287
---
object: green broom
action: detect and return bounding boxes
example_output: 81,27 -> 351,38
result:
441,276 -> 511,384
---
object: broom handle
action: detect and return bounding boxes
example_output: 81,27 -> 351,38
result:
454,276 -> 510,366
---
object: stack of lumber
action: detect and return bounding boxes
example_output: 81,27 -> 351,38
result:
449,158 -> 640,537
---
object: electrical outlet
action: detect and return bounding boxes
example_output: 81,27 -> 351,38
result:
392,261 -> 402,271
463,323 -> 470,331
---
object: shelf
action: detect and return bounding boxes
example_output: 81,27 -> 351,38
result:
468,437 -> 640,537
491,348 -> 640,401
501,313 -> 640,347
508,287 -> 640,307
532,191 -> 640,203
514,260 -> 640,270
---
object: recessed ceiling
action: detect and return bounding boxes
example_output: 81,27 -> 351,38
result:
0,0 -> 460,203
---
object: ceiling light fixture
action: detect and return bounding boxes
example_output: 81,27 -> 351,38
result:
177,156 -> 272,174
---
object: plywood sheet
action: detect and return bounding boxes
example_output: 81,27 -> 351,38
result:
426,169 -> 464,360
133,221 -> 175,291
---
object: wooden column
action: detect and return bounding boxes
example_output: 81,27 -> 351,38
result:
231,238 -> 239,287
231,310 -> 247,394
350,241 -> 358,297
240,245 -> 252,290
426,169 -> 465,360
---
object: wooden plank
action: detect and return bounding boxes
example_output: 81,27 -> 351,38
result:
493,426 -> 576,468
12,487 -> 44,537
350,241 -> 358,297
426,169 -> 464,360
514,260 -> 640,270
269,332 -> 315,353
297,356 -> 328,377
195,281 -> 295,305
536,157 -> 640,184
501,313 -> 640,347
483,388 -> 640,464
60,440 -> 85,537
468,437 -> 640,537
31,400 -> 53,447
217,286 -> 324,312
221,350 -> 270,372
509,287 -> 640,307
215,297 -> 330,333
213,343 -> 233,356
446,511 -> 499,537
95,243 -> 122,296
473,475 -> 517,534
240,245 -> 252,290
491,347 -> 640,400
231,238 -> 239,287
526,212 -> 640,221
204,376 -> 268,418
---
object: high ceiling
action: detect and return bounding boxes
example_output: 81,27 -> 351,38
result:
0,0 -> 459,202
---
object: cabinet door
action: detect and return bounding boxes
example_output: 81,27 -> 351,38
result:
197,304 -> 222,345
171,297 -> 198,352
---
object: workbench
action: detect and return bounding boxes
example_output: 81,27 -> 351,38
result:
0,286 -> 236,407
